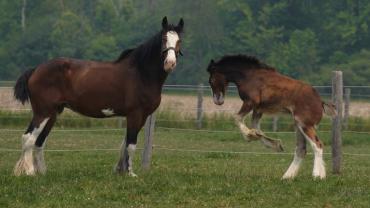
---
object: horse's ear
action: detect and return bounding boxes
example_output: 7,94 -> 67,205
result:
207,59 -> 215,72
162,16 -> 168,29
177,18 -> 184,32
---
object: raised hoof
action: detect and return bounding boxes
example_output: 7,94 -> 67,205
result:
246,129 -> 262,141
274,141 -> 284,152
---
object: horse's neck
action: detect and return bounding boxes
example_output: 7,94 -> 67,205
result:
222,68 -> 246,86
140,62 -> 168,91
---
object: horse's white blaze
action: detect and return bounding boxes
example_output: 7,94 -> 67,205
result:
298,126 -> 326,179
102,108 -> 115,116
127,144 -> 137,177
282,149 -> 303,179
164,31 -> 179,71
14,118 -> 49,176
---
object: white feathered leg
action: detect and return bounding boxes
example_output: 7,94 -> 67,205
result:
14,118 -> 49,176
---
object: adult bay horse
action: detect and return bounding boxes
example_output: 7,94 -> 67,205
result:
206,55 -> 336,179
13,17 -> 184,177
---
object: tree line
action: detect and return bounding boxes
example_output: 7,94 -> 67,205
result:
0,0 -> 370,85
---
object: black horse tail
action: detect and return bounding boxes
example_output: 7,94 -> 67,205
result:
14,68 -> 36,105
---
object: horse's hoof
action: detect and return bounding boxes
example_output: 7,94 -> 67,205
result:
128,171 -> 138,177
274,141 -> 284,152
114,166 -> 127,175
247,129 -> 262,140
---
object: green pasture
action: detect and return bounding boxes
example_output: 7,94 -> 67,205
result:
1,111 -> 370,207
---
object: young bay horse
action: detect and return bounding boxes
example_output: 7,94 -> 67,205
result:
206,55 -> 336,179
13,17 -> 184,177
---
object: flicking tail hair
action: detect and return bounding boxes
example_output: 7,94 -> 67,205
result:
14,68 -> 35,105
322,102 -> 337,118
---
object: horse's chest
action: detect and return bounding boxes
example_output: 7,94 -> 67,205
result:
140,94 -> 161,111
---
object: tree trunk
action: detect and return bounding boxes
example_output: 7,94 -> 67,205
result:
60,0 -> 65,11
110,0 -> 120,17
21,0 -> 27,31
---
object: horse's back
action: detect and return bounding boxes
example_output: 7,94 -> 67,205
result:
247,70 -> 323,125
27,57 -> 138,117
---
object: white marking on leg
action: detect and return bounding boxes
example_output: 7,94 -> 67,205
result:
14,118 -> 49,176
127,144 -> 137,177
102,108 -> 115,116
34,147 -> 46,174
297,126 -> 326,179
282,149 -> 303,179
235,115 -> 249,139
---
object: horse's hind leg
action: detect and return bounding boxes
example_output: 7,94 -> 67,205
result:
297,125 -> 326,179
14,114 -> 56,176
282,126 -> 307,179
33,114 -> 56,174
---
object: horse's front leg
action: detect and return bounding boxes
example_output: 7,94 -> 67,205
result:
115,113 -> 146,177
251,111 -> 284,152
235,101 -> 259,141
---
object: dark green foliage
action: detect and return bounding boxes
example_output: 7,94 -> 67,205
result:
0,0 -> 370,85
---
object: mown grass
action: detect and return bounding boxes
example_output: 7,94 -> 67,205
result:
1,125 -> 370,207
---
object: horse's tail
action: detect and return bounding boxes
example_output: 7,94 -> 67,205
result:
322,102 -> 337,118
14,68 -> 36,105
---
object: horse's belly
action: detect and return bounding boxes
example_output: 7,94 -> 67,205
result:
256,104 -> 291,115
65,95 -> 129,118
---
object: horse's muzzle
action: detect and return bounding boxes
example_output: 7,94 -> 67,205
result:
213,93 -> 224,105
164,60 -> 176,72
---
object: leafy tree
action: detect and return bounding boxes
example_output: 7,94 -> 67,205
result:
49,11 -> 92,58
85,35 -> 119,61
0,0 -> 370,86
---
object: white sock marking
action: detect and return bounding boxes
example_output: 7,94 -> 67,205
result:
297,126 -> 326,179
14,118 -> 49,176
34,147 -> 46,174
127,144 -> 137,177
282,149 -> 303,179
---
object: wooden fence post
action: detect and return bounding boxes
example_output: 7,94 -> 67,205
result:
343,88 -> 351,130
272,116 -> 279,132
142,114 -> 156,170
117,117 -> 123,128
196,84 -> 204,129
331,71 -> 343,174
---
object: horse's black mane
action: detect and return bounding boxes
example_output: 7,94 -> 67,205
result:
114,24 -> 181,70
114,31 -> 162,67
115,49 -> 135,62
215,55 -> 275,71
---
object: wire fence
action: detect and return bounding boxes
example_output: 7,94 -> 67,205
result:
1,84 -> 370,159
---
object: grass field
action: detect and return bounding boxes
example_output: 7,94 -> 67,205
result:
1,126 -> 370,207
